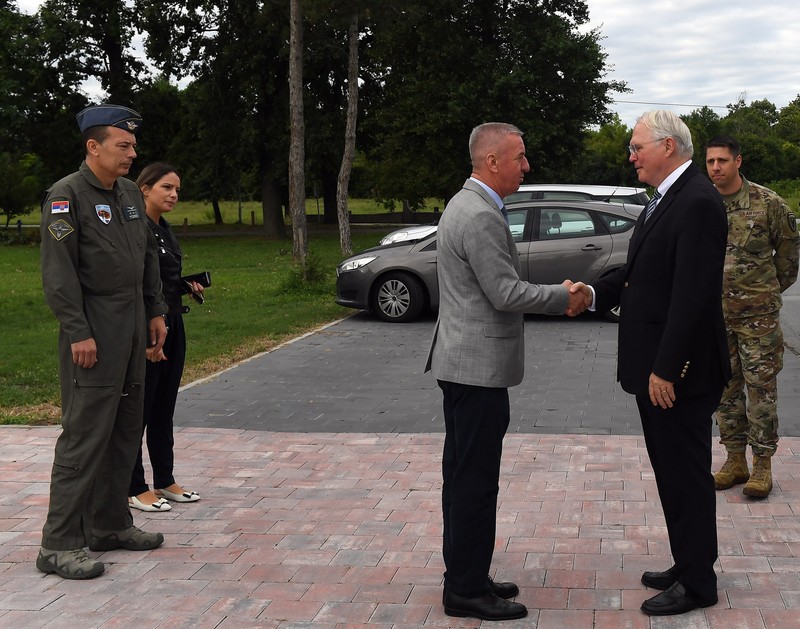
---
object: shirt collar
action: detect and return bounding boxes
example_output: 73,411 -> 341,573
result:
654,159 -> 692,198
469,176 -> 505,210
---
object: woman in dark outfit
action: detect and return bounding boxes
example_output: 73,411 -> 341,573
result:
129,163 -> 203,511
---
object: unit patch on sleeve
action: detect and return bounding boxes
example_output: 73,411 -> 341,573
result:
48,219 -> 75,241
95,204 -> 112,224
51,200 -> 70,214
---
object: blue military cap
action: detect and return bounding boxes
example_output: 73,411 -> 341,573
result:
76,104 -> 143,134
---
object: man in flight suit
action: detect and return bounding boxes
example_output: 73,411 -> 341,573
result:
706,135 -> 799,497
37,104 -> 169,579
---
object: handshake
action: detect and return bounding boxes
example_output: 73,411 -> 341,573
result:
562,280 -> 592,317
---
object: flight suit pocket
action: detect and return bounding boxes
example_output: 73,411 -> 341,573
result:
78,218 -> 127,294
56,380 -> 119,469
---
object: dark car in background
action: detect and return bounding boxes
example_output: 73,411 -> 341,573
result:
336,199 -> 643,323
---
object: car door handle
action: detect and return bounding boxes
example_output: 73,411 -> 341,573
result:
581,244 -> 603,251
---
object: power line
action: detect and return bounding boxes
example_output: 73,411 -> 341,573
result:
612,99 -> 729,110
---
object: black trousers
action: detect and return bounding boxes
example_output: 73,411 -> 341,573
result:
129,314 -> 186,496
636,389 -> 722,602
439,380 -> 510,598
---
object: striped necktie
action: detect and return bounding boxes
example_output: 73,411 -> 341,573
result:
644,190 -> 662,222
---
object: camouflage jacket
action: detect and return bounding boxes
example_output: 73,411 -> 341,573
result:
722,176 -> 799,320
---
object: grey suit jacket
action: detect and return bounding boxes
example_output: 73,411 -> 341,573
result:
425,179 -> 568,388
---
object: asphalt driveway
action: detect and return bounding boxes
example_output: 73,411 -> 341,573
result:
174,304 -> 800,437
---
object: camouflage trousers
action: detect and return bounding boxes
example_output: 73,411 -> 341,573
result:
716,318 -> 783,457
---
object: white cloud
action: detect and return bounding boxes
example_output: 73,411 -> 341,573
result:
583,0 -> 800,126
16,0 -> 40,15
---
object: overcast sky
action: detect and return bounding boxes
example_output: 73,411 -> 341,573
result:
581,0 -> 800,126
17,0 -> 800,128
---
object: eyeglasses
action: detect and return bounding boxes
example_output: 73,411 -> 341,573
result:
628,137 -> 666,155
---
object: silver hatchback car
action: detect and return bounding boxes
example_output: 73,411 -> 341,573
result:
506,184 -> 649,206
336,200 -> 643,323
377,184 -> 649,246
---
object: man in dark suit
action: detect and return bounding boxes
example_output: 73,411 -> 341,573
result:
573,110 -> 730,616
425,122 -> 588,621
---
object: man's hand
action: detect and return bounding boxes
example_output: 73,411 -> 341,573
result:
71,338 -> 98,369
649,372 -> 675,409
564,280 -> 592,317
146,346 -> 167,363
149,316 -> 168,354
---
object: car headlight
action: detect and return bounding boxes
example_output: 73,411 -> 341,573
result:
380,232 -> 407,245
338,255 -> 378,273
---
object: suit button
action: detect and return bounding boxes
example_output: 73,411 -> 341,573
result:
624,281 -> 629,288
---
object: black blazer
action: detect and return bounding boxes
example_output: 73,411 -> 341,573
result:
594,163 -> 731,397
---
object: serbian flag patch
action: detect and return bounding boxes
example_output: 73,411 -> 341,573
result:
51,200 -> 70,214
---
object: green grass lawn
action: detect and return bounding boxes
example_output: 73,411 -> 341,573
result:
0,226 -> 386,424
12,197 -> 445,227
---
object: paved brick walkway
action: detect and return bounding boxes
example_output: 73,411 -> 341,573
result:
2,427 -> 800,628
3,309 -> 800,627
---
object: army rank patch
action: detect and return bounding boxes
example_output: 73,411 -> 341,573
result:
123,206 -> 140,220
48,219 -> 74,241
788,212 -> 797,233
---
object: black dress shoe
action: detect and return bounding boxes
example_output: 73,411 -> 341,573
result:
488,576 -> 520,599
442,576 -> 520,605
640,582 -> 717,616
444,591 -> 528,621
641,567 -> 678,590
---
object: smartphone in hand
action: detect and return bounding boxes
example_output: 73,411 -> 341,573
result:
181,271 -> 211,305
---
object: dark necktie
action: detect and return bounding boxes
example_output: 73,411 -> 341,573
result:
644,190 -> 662,222
500,205 -> 509,225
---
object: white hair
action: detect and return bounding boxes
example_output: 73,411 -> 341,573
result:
636,110 -> 693,157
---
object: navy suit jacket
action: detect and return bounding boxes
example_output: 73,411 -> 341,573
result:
593,163 -> 731,397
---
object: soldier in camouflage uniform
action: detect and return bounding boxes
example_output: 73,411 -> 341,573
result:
706,136 -> 799,498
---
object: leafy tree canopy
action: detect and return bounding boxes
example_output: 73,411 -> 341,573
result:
362,0 -> 627,207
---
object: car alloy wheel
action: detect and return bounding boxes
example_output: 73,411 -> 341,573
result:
372,272 -> 425,323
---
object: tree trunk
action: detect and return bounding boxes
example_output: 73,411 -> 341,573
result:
322,170 -> 338,225
101,3 -> 131,104
336,12 -> 359,257
261,174 -> 286,239
288,0 -> 307,269
211,194 -> 223,225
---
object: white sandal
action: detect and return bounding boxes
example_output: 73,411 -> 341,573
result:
155,488 -> 200,502
129,495 -> 171,512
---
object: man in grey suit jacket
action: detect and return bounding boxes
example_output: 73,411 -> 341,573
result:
425,122 -> 587,621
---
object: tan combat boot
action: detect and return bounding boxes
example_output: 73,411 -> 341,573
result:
743,455 -> 773,498
713,450 -> 749,490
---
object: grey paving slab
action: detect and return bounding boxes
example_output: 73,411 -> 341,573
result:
5,285 -> 800,628
4,427 -> 800,628
174,311 -> 800,437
